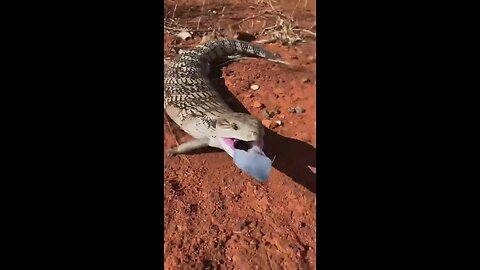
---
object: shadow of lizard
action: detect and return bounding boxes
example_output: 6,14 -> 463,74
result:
204,61 -> 317,194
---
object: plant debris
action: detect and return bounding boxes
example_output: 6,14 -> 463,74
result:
261,109 -> 270,118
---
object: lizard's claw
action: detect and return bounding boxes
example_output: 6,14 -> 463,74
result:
166,148 -> 177,157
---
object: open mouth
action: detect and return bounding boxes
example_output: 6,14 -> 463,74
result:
221,138 -> 264,154
220,137 -> 271,182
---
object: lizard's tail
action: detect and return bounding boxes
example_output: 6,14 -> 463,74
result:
195,39 -> 290,66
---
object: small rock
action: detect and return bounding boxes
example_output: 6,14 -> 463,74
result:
261,119 -> 272,127
244,93 -> 254,98
277,114 -> 285,119
301,77 -> 311,83
250,84 -> 260,91
270,121 -> 281,129
252,101 -> 264,108
176,30 -> 192,41
294,106 -> 306,113
288,107 -> 296,113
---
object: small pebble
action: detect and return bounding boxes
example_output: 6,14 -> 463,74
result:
250,84 -> 260,91
175,30 -> 192,41
270,120 -> 282,129
301,77 -> 311,83
252,101 -> 263,108
294,106 -> 306,113
261,119 -> 272,127
277,114 -> 285,119
288,107 -> 296,113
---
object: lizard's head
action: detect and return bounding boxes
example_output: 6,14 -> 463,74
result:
215,112 -> 265,157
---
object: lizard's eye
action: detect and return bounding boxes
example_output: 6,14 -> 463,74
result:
231,123 -> 238,130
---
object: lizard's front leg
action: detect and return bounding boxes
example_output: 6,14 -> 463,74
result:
167,138 -> 210,156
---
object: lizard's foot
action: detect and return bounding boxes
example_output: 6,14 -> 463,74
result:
167,138 -> 210,156
166,148 -> 176,157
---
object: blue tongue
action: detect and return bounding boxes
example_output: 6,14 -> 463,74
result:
233,145 -> 272,182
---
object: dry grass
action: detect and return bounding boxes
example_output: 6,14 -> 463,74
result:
163,0 -> 315,46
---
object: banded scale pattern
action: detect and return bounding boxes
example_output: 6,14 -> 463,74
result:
164,39 -> 281,132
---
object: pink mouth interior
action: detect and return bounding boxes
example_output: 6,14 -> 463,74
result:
222,138 -> 236,149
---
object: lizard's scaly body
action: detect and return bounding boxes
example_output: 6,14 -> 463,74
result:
164,39 -> 282,156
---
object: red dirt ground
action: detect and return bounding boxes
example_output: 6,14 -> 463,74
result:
164,1 -> 316,269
